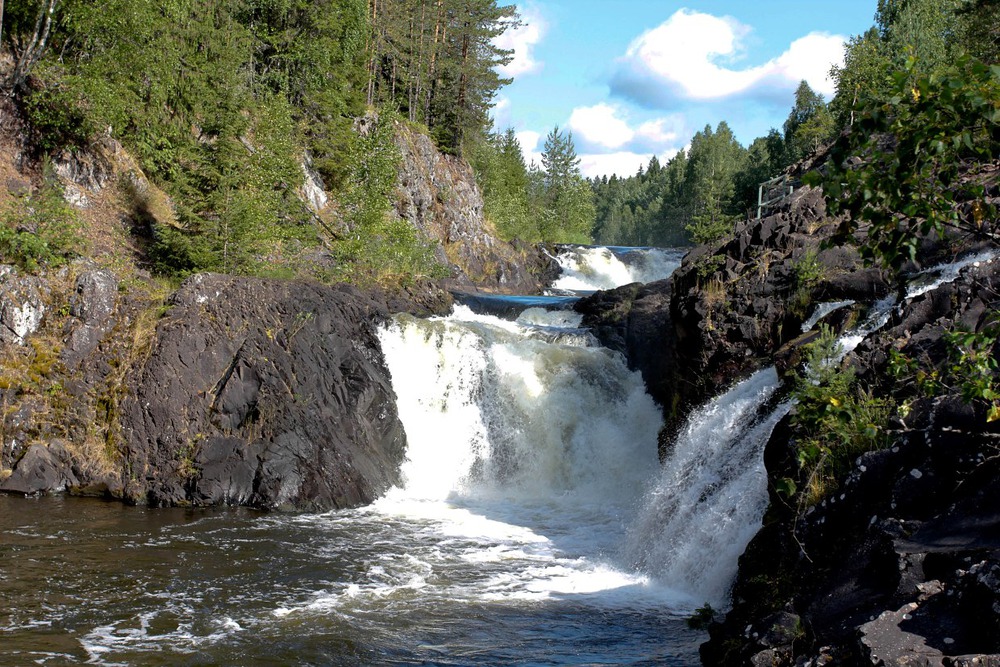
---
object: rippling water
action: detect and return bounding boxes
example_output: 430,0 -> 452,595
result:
0,495 -> 703,666
1,246 -> 729,666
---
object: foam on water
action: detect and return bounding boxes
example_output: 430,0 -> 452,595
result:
624,368 -> 788,607
549,246 -> 684,292
372,305 -> 683,608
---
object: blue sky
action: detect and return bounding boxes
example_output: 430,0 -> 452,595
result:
493,1 -> 880,178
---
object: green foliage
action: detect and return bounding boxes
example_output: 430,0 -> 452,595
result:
0,164 -> 84,272
367,0 -> 516,156
790,326 -> 893,503
687,603 -> 717,630
830,28 -> 894,126
808,57 -> 1000,270
793,249 -> 825,289
333,111 -> 445,285
469,128 -> 537,241
831,0 -> 992,126
523,126 -> 594,244
683,122 -> 746,245
955,0 -> 1000,64
784,81 -> 837,162
944,327 -> 1000,420
890,320 -> 1000,422
591,151 -> 691,247
21,82 -> 94,153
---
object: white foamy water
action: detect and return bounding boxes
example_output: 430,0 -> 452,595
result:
372,306 -> 686,607
549,246 -> 685,292
907,249 -> 999,299
624,368 -> 788,607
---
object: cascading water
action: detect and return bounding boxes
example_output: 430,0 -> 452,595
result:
548,246 -> 685,293
375,305 -> 671,598
624,369 -> 790,606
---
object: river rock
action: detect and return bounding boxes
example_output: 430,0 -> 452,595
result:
119,274 -> 407,511
0,440 -> 79,494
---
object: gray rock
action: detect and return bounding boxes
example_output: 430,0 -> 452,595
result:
0,441 -> 79,494
0,265 -> 45,345
392,120 -> 556,293
62,269 -> 119,368
119,274 -> 408,511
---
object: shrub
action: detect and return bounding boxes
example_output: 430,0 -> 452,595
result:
789,326 -> 893,503
0,164 -> 84,272
807,56 -> 1000,270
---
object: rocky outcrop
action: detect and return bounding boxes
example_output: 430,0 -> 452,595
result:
577,182 -> 889,434
393,123 -> 557,293
119,274 -> 408,511
0,265 -> 47,345
61,268 -> 118,369
703,257 -> 1000,665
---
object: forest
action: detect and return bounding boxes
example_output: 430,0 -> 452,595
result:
584,0 -> 999,248
0,0 -> 997,281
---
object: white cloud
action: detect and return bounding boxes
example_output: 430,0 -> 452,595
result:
568,104 -> 634,150
516,130 -> 543,167
610,9 -> 846,106
491,96 -> 512,129
635,118 -> 680,146
565,105 -> 685,154
772,33 -> 845,98
495,6 -> 546,78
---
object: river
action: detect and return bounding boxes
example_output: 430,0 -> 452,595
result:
1,246 -> 771,667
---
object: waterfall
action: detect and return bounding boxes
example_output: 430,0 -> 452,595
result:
377,307 -> 661,506
371,248 -> 1000,614
548,246 -> 684,293
623,368 -> 789,606
375,306 -> 678,604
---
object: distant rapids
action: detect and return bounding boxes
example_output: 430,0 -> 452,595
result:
547,245 -> 686,293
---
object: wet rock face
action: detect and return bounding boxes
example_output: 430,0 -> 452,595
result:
119,274 -> 407,511
0,441 -> 78,494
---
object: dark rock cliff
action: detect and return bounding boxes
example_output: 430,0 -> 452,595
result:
576,182 -> 888,437
118,274 -> 408,511
702,256 -> 1000,666
578,151 -> 1000,664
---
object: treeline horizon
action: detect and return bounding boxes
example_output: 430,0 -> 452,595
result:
478,0 -> 998,250
0,0 -> 997,282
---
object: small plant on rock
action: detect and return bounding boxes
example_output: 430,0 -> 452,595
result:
0,163 -> 84,272
789,326 -> 892,504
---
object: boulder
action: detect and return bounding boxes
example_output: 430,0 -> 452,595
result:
0,441 -> 79,494
119,274 -> 408,511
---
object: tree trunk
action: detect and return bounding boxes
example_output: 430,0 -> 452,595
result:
6,0 -> 58,92
424,0 -> 443,124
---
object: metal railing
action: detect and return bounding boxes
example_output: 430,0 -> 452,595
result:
757,175 -> 794,219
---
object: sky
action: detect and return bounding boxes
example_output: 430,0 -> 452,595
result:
492,1 -> 880,178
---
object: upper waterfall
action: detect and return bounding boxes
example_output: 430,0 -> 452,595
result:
548,246 -> 685,293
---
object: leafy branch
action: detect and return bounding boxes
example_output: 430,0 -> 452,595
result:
806,56 -> 1000,270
